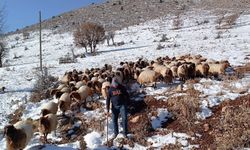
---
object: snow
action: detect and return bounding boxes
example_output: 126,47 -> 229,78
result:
151,108 -> 171,129
84,131 -> 102,149
0,9 -> 249,149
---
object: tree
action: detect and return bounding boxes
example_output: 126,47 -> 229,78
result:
74,22 -> 105,55
105,31 -> 115,46
0,5 -> 6,68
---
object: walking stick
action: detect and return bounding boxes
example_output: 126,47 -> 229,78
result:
106,113 -> 109,145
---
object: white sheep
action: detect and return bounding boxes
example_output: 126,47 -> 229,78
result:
137,69 -> 160,87
58,92 -> 71,115
41,101 -> 58,116
70,85 -> 93,108
208,62 -> 229,76
177,64 -> 189,81
38,113 -> 58,143
4,120 -> 35,150
196,63 -> 210,77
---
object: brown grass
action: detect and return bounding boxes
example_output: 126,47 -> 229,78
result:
166,88 -> 201,131
7,105 -> 25,124
215,104 -> 250,149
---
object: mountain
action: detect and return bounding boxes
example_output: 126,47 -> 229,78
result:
10,0 -> 250,34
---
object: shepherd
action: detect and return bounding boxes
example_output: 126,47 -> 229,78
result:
106,77 -> 130,139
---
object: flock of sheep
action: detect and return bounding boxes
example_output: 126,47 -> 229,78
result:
3,54 -> 230,150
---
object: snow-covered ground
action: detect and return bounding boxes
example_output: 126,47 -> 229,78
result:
0,10 -> 249,149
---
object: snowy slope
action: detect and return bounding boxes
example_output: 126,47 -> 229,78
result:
0,10 -> 249,149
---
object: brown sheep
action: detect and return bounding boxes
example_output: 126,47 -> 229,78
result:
186,63 -> 196,79
38,114 -> 58,143
4,120 -> 35,150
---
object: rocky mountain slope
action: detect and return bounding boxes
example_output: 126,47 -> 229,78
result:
10,0 -> 250,34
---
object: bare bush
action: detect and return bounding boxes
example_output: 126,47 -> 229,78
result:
0,37 -> 6,67
172,13 -> 183,30
22,31 -> 30,40
0,5 -> 6,68
216,12 -> 241,29
30,67 -> 58,103
159,34 -> 168,42
74,22 -> 105,55
156,43 -> 164,50
167,88 -> 200,131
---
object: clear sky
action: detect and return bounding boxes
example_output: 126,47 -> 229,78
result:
0,0 -> 104,32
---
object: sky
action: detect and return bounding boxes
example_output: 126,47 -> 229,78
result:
0,0 -> 104,33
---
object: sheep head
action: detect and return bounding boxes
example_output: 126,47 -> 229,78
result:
41,109 -> 51,117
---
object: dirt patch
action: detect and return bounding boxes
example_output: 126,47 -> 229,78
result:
165,94 -> 250,149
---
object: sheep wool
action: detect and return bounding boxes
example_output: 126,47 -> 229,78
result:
41,101 -> 58,116
5,120 -> 34,150
39,113 -> 58,142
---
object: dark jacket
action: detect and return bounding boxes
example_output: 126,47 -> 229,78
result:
106,84 -> 130,112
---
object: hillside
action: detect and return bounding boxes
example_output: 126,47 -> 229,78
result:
0,2 -> 249,150
9,0 -> 250,34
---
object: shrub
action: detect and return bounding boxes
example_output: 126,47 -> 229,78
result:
172,13 -> 183,30
159,34 -> 168,42
156,43 -> 164,50
216,12 -> 240,29
29,67 -> 58,103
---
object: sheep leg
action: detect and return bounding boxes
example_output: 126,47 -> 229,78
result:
53,130 -> 57,137
153,82 -> 157,89
43,133 -> 47,143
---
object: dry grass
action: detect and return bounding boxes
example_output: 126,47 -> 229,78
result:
235,63 -> 250,76
215,104 -> 250,149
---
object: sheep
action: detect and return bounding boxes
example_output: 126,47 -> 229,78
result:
38,113 -> 58,143
152,63 -> 173,83
70,85 -> 93,108
208,61 -> 230,76
75,81 -> 84,89
50,84 -> 70,98
4,120 -> 35,150
58,93 -> 71,115
137,69 -> 160,88
195,63 -> 210,77
159,66 -> 173,83
177,64 -> 189,81
59,72 -> 72,84
101,81 -> 111,99
170,65 -> 178,78
186,62 -> 196,79
41,101 -> 58,116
